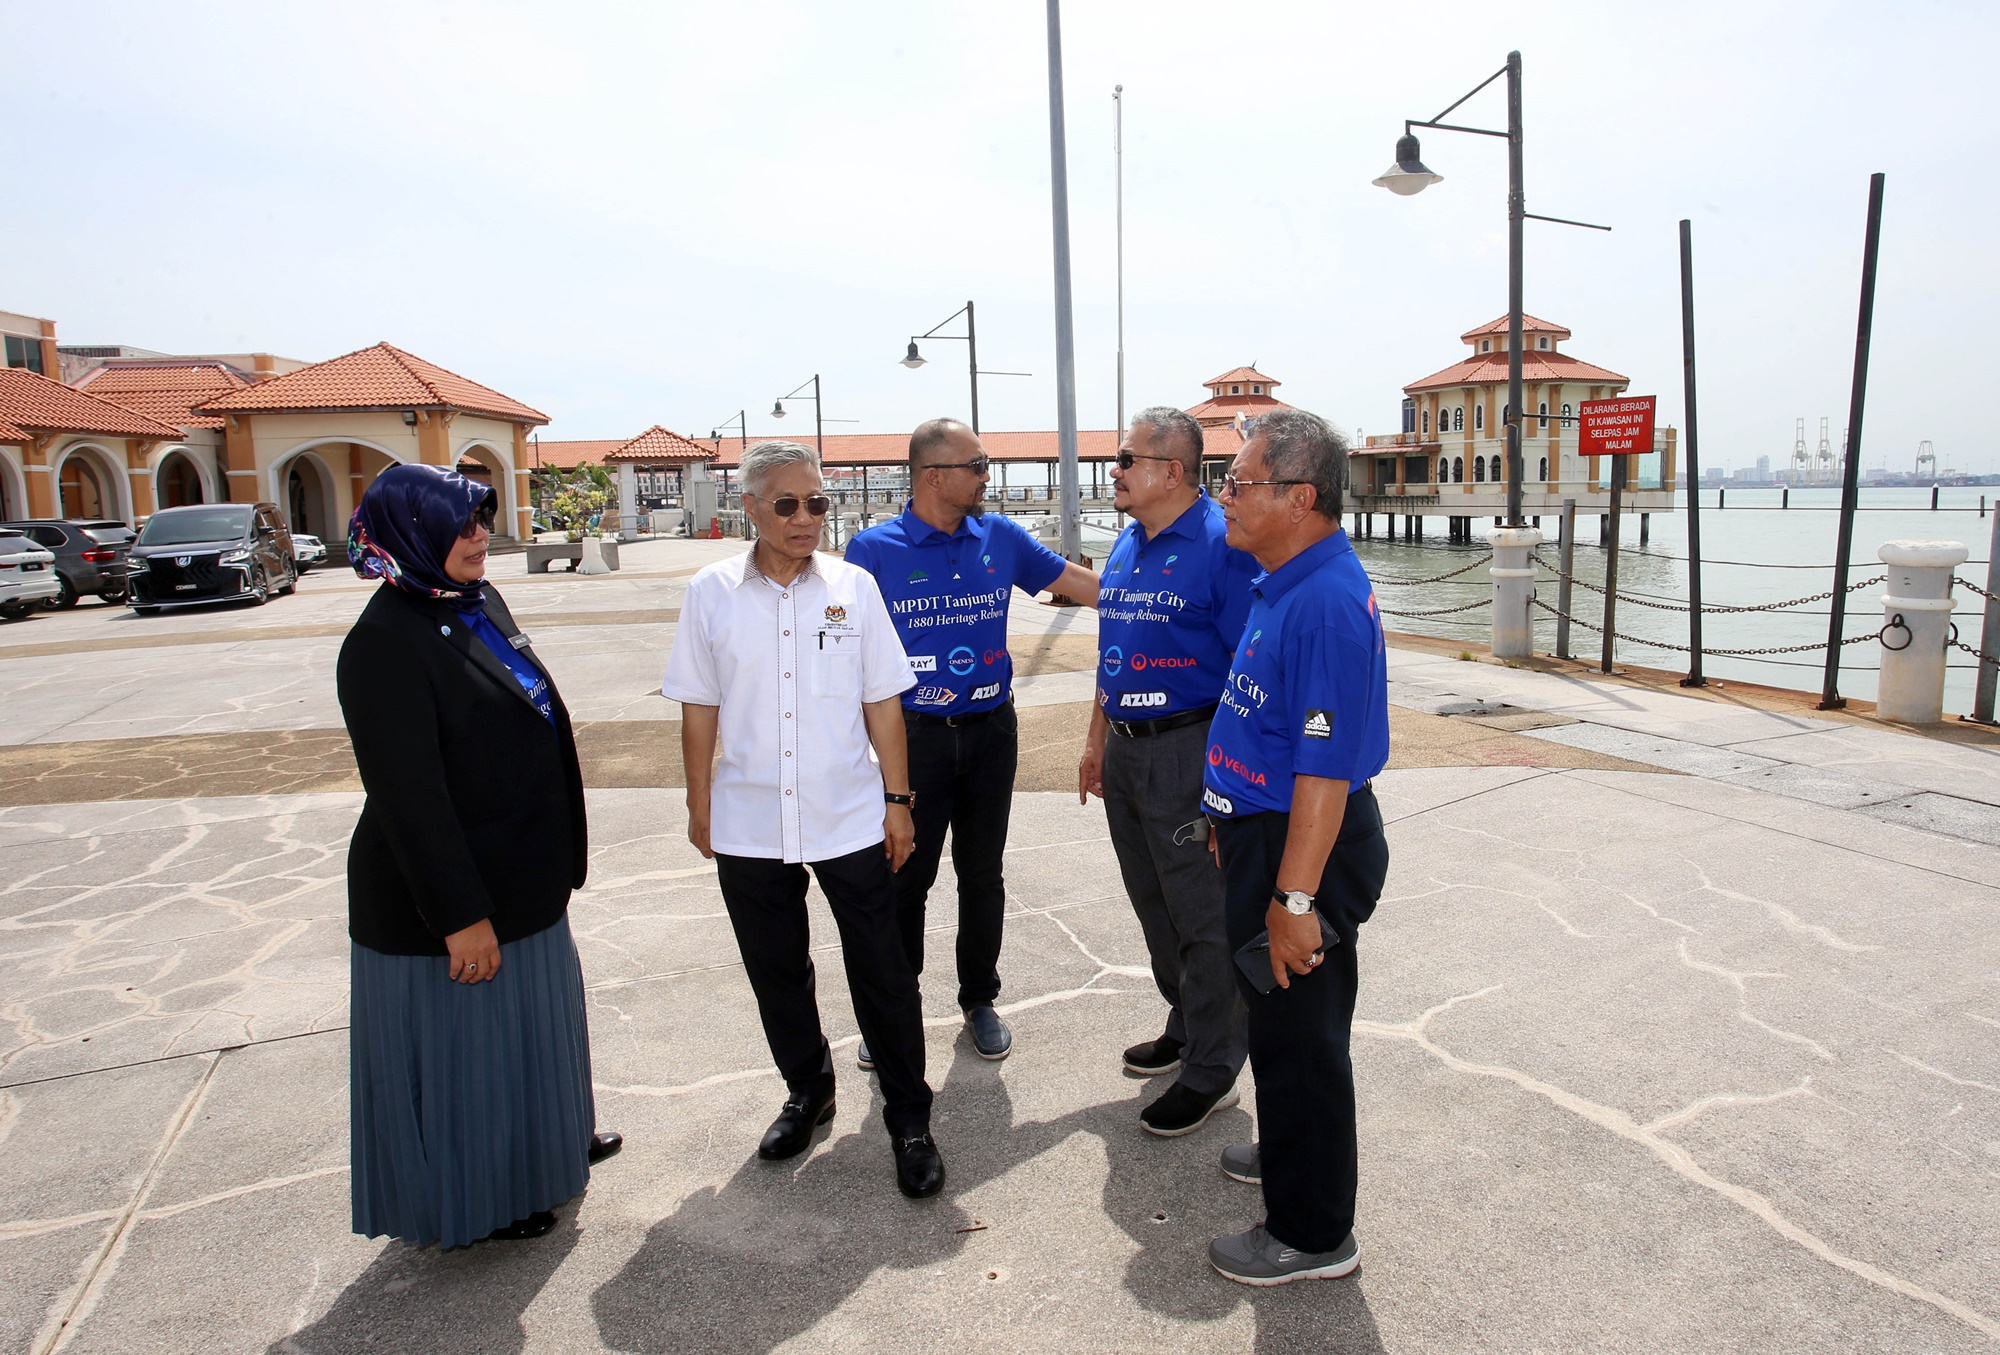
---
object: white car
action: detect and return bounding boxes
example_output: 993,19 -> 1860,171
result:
0,529 -> 61,619
292,534 -> 329,572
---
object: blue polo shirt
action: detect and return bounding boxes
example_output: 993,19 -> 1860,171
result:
845,504 -> 1068,717
1097,491 -> 1260,719
1201,530 -> 1389,818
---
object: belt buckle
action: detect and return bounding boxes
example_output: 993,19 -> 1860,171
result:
1109,718 -> 1137,738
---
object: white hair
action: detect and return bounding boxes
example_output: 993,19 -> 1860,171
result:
740,439 -> 820,496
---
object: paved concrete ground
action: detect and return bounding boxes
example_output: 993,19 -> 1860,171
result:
2,537 -> 1998,1353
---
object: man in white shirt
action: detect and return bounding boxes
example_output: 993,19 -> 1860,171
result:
661,440 -> 943,1199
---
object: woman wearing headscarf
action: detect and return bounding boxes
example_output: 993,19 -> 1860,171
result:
337,463 -> 619,1249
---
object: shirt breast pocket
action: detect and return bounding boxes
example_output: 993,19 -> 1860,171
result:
811,634 -> 862,699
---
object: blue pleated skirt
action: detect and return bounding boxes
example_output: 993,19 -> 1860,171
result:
350,916 -> 596,1249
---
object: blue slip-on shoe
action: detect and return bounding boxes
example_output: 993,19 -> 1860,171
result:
1209,1225 -> 1359,1286
964,1005 -> 1012,1060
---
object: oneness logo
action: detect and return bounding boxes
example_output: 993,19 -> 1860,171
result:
1103,645 -> 1124,676
948,646 -> 977,677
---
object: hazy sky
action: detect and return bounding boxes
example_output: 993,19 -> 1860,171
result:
8,2 -> 1996,473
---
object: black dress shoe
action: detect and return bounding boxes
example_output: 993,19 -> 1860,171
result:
483,1210 -> 558,1242
588,1131 -> 623,1164
1122,1035 -> 1184,1077
893,1133 -> 945,1199
758,1093 -> 836,1161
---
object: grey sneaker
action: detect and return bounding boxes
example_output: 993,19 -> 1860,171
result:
856,1039 -> 875,1071
1219,1142 -> 1261,1184
965,1005 -> 1012,1060
1209,1224 -> 1359,1286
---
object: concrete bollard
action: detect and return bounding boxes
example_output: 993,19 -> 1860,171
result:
1490,526 -> 1542,660
578,536 -> 612,576
1875,540 -> 1967,724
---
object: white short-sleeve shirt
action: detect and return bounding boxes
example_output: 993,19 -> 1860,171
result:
662,549 -> 916,863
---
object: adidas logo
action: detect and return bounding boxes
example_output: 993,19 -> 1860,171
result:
1302,709 -> 1332,740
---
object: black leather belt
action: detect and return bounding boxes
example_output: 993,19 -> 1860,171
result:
1107,704 -> 1217,739
906,697 -> 1011,728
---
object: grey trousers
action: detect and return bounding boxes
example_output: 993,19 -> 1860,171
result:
1102,719 -> 1247,1095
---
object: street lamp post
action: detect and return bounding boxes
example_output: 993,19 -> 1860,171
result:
708,409 -> 747,456
1045,0 -> 1081,560
770,376 -> 822,462
900,301 -> 1032,436
1374,50 -> 1609,528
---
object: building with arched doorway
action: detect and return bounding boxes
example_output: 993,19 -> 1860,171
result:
0,368 -> 185,522
71,361 -> 251,517
192,342 -> 550,542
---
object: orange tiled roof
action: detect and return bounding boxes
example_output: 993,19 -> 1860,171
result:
0,368 -> 185,443
74,362 -> 249,430
604,425 -> 718,463
196,342 -> 549,424
1186,393 -> 1291,426
1203,366 -> 1281,390
526,438 -> 623,470
1404,349 -> 1627,394
1459,314 -> 1572,343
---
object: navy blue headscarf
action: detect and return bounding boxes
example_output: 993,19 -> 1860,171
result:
348,464 -> 496,611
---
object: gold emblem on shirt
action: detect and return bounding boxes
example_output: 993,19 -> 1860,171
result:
824,605 -> 848,624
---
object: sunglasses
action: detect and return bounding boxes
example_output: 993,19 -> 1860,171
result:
750,492 -> 832,519
458,501 -> 498,538
1114,451 -> 1178,471
927,455 -> 990,475
1221,474 -> 1307,497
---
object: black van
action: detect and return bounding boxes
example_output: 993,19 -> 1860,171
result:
127,503 -> 299,613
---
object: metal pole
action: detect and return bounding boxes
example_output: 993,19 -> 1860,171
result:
1114,84 -> 1125,436
1601,460 -> 1623,673
1820,172 -> 1886,711
1974,509 -> 2000,724
1504,49 -> 1525,527
965,300 -> 980,435
1557,497 -> 1576,659
1678,219 -> 1707,687
1046,0 -> 1082,559
813,374 -> 823,463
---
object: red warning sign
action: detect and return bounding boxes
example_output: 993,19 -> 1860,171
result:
1578,396 -> 1656,456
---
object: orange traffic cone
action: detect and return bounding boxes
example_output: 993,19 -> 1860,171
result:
708,517 -> 722,539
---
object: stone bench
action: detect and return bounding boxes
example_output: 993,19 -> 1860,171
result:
525,540 -> 620,574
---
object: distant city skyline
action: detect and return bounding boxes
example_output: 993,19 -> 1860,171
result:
5,1 -> 1995,475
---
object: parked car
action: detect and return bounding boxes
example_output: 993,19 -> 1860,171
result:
0,529 -> 61,620
292,533 -> 328,572
126,503 -> 298,614
0,518 -> 135,608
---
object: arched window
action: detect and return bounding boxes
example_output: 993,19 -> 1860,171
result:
1538,336 -> 1549,350
1473,455 -> 1485,482
1489,455 -> 1502,481
1474,404 -> 1485,432
1453,456 -> 1464,482
1480,340 -> 1491,353
1230,384 -> 1240,394
1422,408 -> 1431,435
1561,402 -> 1572,423
1252,384 -> 1262,394
1538,401 -> 1548,428
1538,456 -> 1549,482
1437,457 -> 1449,483
1452,407 -> 1464,432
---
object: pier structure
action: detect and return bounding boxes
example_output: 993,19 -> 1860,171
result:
1349,314 -> 1676,543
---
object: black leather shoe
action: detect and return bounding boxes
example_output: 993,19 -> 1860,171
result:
759,1093 -> 836,1160
588,1131 -> 623,1164
483,1210 -> 557,1242
893,1132 -> 945,1199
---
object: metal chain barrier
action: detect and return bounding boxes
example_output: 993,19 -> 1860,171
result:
1533,549 -> 1885,615
1378,596 -> 1493,618
1956,576 -> 1996,602
1372,553 -> 1495,586
1529,596 -> 1881,657
1950,636 -> 1999,668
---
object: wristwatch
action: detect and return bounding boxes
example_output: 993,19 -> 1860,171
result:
884,792 -> 915,807
1273,888 -> 1314,916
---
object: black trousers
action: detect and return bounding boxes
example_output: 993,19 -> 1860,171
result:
715,843 -> 934,1138
896,701 -> 1018,1011
1215,784 -> 1388,1254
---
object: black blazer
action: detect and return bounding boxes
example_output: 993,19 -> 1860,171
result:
337,583 -> 588,955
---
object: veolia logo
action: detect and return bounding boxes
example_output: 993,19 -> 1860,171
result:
1208,744 -> 1224,767
1208,745 -> 1267,785
948,646 -> 977,676
1103,646 -> 1124,675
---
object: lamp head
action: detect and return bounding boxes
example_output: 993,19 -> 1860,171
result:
1372,133 -> 1444,196
901,341 -> 926,369
770,400 -> 786,419
709,429 -> 719,441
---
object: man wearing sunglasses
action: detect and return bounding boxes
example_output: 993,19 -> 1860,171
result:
1078,407 -> 1260,1139
662,439 -> 945,1200
1200,409 -> 1389,1286
845,418 -> 1101,1064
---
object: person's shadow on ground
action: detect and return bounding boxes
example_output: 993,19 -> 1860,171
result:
269,1216 -> 581,1355
590,1034 -> 1385,1353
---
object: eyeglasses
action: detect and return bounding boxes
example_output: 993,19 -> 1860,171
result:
1221,475 -> 1308,497
1114,451 -> 1178,471
926,455 -> 990,475
749,492 -> 831,519
458,502 -> 497,538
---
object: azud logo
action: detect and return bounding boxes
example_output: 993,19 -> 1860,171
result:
1202,787 -> 1235,815
1102,645 -> 1124,675
1119,690 -> 1168,709
948,646 -> 977,676
1207,744 -> 1267,786
970,681 -> 1002,702
908,655 -> 938,673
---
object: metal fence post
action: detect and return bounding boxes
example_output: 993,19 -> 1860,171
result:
1556,498 -> 1576,659
1821,172 -> 1886,711
1974,510 -> 2000,725
1678,218 -> 1707,687
1601,460 -> 1624,673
